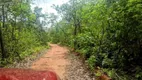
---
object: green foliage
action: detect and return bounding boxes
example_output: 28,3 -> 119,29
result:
48,0 -> 142,79
0,1 -> 49,66
87,55 -> 96,70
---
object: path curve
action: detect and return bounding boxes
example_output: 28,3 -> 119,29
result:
30,44 -> 70,79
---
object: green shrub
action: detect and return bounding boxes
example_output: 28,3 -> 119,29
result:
87,55 -> 96,70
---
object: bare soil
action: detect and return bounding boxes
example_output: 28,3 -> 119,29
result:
8,44 -> 95,80
30,44 -> 70,79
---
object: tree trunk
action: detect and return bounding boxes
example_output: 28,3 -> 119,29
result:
0,5 -> 6,61
0,24 -> 5,61
74,23 -> 77,49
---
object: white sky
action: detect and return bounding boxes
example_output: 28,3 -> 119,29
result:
31,0 -> 69,14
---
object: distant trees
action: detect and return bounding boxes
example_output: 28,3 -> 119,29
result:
48,0 -> 142,79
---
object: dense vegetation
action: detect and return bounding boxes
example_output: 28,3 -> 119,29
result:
48,0 -> 142,79
0,0 -> 48,66
0,0 -> 141,79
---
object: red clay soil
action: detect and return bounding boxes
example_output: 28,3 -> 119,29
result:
30,44 -> 70,79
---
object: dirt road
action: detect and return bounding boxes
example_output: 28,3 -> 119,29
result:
30,44 -> 70,79
30,44 -> 95,80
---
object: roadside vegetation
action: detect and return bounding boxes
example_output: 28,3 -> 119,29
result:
0,0 -> 49,66
47,0 -> 142,79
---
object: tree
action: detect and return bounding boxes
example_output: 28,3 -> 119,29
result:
0,0 -> 49,66
48,0 -> 142,79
